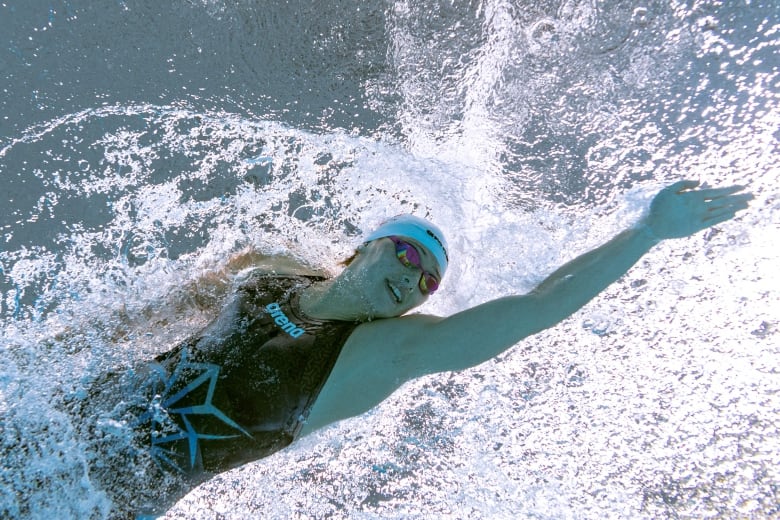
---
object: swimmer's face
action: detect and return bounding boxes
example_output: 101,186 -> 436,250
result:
342,237 -> 440,319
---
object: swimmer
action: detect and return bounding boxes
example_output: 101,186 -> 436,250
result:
74,180 -> 751,517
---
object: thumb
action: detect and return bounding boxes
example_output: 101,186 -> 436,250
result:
668,180 -> 700,193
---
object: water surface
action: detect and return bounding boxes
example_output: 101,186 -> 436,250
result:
1,1 -> 778,518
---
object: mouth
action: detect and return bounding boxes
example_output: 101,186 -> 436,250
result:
386,280 -> 403,304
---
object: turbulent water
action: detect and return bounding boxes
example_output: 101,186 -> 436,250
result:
1,1 -> 778,518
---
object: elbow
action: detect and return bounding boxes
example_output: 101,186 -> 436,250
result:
522,291 -> 574,335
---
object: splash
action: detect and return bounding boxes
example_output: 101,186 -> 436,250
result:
1,0 -> 778,518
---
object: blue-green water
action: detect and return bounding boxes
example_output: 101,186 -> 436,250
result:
1,1 -> 778,518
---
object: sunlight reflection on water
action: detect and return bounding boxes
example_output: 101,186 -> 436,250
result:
0,0 -> 778,518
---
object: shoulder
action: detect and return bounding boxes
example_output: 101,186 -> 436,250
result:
343,313 -> 444,378
302,313 -> 444,432
238,249 -> 330,277
238,270 -> 319,288
351,313 -> 443,343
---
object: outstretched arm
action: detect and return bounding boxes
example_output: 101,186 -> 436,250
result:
402,181 -> 752,374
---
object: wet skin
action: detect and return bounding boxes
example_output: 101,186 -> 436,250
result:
298,236 -> 438,321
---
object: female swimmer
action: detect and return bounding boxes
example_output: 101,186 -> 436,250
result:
72,180 -> 751,517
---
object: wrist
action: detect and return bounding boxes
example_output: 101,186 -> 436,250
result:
635,221 -> 661,246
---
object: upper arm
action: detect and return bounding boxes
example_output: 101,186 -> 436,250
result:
307,296 -> 551,429
382,293 -> 553,378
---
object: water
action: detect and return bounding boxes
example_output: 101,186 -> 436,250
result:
1,0 -> 778,518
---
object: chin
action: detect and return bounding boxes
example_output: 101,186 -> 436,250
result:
369,304 -> 406,320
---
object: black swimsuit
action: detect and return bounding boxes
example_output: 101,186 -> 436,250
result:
148,272 -> 359,474
75,273 -> 358,517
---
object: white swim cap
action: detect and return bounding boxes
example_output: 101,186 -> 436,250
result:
364,214 -> 449,276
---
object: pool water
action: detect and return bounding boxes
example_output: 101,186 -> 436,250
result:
1,1 -> 778,518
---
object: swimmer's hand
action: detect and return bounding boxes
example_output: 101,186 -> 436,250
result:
644,180 -> 753,240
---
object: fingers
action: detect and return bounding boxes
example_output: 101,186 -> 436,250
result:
706,193 -> 753,209
669,179 -> 700,193
703,211 -> 744,227
703,211 -> 738,226
725,193 -> 753,206
703,196 -> 751,222
667,181 -> 752,201
708,197 -> 752,218
696,185 -> 750,201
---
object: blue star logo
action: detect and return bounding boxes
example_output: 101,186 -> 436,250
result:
140,349 -> 251,473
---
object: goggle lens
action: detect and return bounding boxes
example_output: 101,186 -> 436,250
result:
419,273 -> 439,294
390,237 -> 440,295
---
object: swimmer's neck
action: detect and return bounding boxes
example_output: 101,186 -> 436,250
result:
298,278 -> 372,322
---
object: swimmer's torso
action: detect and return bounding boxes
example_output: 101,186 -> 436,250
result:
146,273 -> 359,474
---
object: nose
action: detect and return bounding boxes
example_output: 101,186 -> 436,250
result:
400,274 -> 417,293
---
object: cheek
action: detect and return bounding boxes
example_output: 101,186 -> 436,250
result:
400,286 -> 428,310
408,292 -> 428,309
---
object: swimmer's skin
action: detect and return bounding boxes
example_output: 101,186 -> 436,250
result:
196,181 -> 752,436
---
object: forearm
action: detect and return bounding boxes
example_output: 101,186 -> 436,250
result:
529,222 -> 659,327
420,222 -> 659,372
